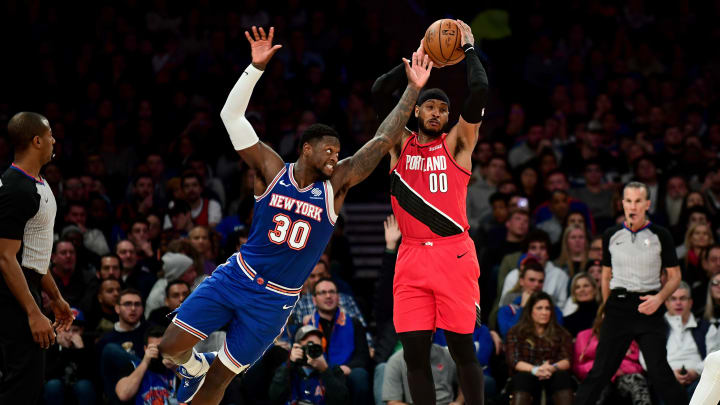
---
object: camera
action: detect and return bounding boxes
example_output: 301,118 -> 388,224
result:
303,341 -> 323,359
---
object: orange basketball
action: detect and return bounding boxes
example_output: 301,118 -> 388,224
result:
423,19 -> 465,67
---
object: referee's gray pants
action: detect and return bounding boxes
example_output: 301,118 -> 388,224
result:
573,289 -> 688,405
0,268 -> 45,405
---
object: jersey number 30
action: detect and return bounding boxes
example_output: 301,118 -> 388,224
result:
268,214 -> 311,250
428,172 -> 448,193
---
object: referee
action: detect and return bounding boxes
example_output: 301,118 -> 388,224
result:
573,181 -> 687,404
0,112 -> 74,404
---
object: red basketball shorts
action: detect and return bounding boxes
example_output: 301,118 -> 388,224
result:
393,232 -> 480,334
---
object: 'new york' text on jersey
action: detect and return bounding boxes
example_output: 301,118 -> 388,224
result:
240,163 -> 337,291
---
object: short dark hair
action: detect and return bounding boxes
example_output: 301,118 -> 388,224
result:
99,253 -> 121,267
167,199 -> 191,216
488,154 -> 507,166
583,159 -> 603,171
118,288 -> 143,303
52,239 -> 75,254
134,174 -> 153,186
181,171 -> 202,187
520,258 -> 545,277
312,277 -> 337,296
165,279 -> 190,296
545,169 -> 567,182
99,277 -> 121,290
144,325 -> 166,344
130,217 -> 149,230
524,229 -> 550,252
7,112 -> 50,151
489,192 -> 509,205
299,124 -> 339,149
623,181 -> 651,200
64,201 -> 87,216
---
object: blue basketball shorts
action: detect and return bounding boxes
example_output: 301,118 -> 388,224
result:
172,253 -> 300,374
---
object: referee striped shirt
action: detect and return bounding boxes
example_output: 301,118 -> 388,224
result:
0,165 -> 56,275
602,222 -> 678,292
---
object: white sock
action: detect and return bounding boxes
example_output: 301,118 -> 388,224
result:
180,349 -> 210,377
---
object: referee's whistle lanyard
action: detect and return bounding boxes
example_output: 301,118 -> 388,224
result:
623,219 -> 650,243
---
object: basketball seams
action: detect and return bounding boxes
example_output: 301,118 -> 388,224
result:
424,25 -> 444,67
424,19 -> 465,67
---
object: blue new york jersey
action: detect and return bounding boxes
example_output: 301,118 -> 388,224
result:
239,163 -> 337,291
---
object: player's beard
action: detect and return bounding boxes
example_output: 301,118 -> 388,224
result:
418,118 -> 444,138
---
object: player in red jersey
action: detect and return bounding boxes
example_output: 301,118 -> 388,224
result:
372,20 -> 489,405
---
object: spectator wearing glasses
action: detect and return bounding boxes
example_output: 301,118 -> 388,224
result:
98,289 -> 148,403
304,278 -> 371,405
640,282 -> 707,399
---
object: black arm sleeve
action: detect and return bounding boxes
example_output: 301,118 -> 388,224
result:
655,225 -> 679,268
461,45 -> 489,124
371,63 -> 407,121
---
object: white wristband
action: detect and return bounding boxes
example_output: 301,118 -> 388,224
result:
220,64 -> 264,151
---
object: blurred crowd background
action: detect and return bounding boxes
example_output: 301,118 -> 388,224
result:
2,0 -> 720,404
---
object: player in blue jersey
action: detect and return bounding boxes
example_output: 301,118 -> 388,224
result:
157,26 -> 433,405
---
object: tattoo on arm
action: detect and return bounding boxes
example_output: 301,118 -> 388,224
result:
345,85 -> 420,187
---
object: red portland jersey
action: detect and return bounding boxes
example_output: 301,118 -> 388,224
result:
390,132 -> 471,240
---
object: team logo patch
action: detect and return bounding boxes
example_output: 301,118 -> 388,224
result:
311,187 -> 322,197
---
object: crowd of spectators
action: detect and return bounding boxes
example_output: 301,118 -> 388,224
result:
3,0 -> 720,404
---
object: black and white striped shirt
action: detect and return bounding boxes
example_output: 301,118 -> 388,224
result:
602,222 -> 678,292
0,165 -> 56,274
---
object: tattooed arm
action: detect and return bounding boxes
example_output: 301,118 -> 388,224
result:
330,51 -> 432,211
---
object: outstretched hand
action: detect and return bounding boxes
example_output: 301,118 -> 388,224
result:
245,26 -> 282,71
403,50 -> 432,90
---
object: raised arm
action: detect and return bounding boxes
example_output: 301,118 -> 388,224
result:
220,26 -> 284,195
447,20 -> 489,166
330,52 -> 432,207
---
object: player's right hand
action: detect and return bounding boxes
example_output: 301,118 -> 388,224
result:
245,26 -> 282,71
143,343 -> 160,365
28,309 -> 55,349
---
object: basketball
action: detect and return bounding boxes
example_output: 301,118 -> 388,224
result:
423,19 -> 465,67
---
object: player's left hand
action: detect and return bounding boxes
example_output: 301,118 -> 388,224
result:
245,26 -> 282,71
638,294 -> 663,315
455,19 -> 474,46
339,365 -> 352,376
50,297 -> 74,332
403,50 -> 433,90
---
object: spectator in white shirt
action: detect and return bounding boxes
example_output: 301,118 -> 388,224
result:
641,282 -> 706,398
501,230 -> 569,309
